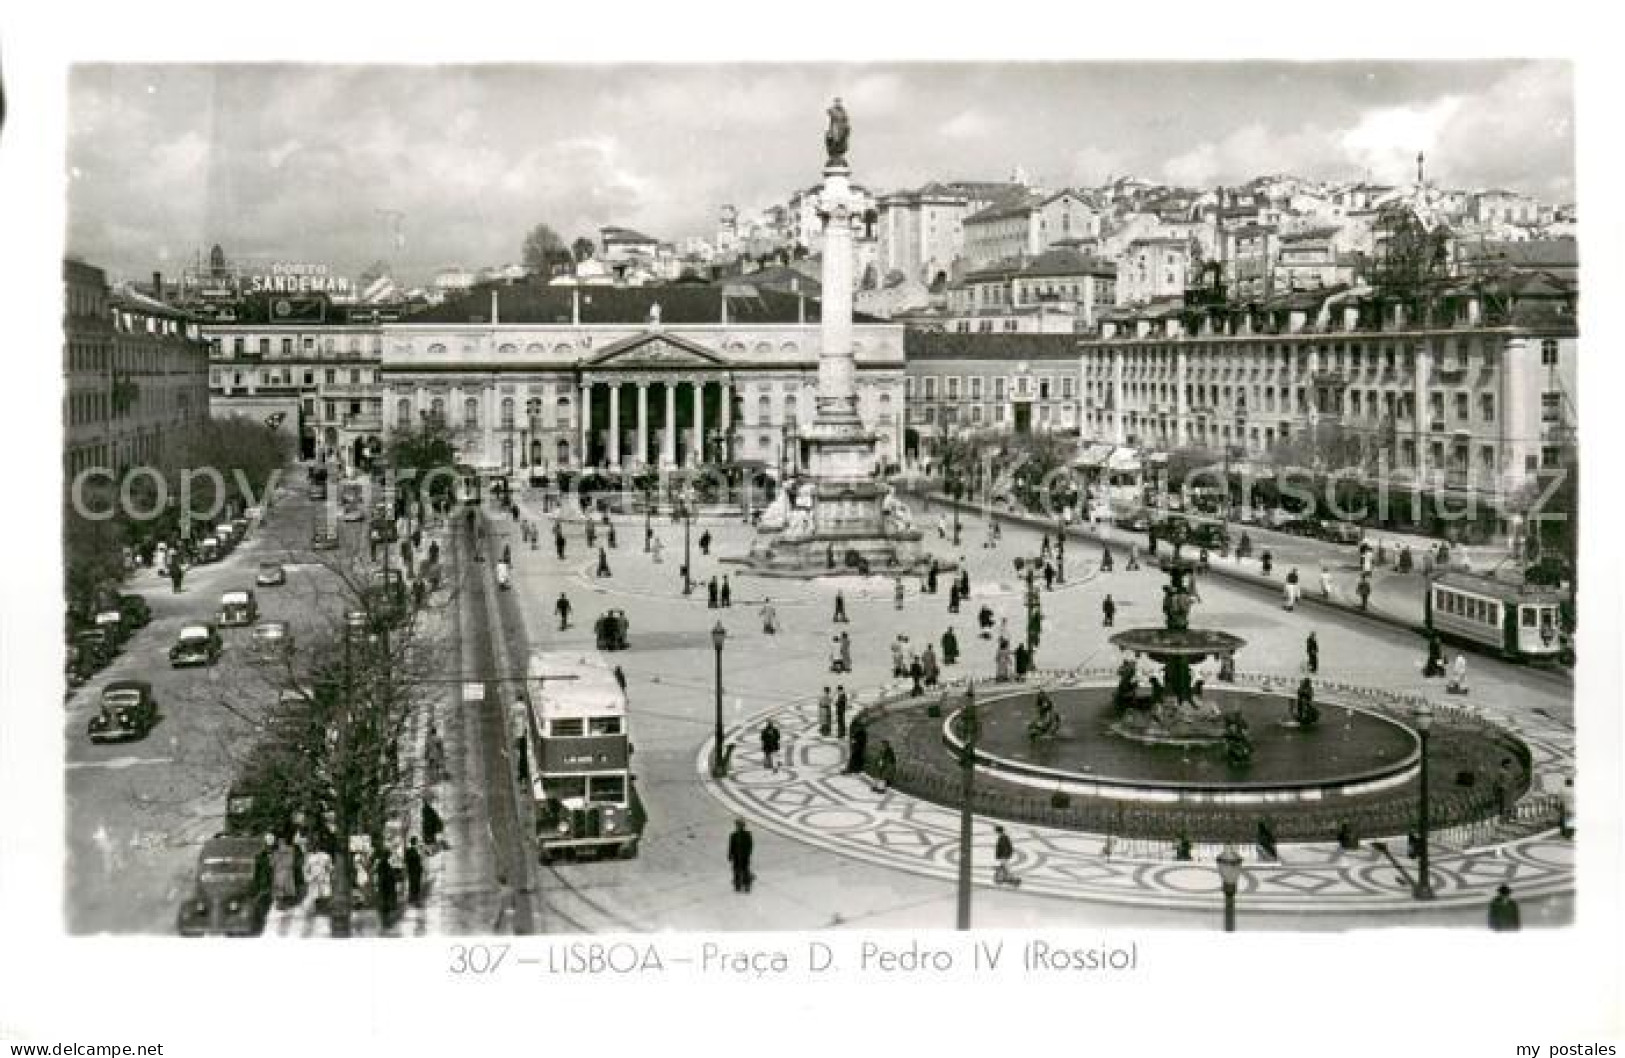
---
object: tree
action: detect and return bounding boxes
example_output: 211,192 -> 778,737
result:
521,223 -> 569,275
386,417 -> 460,502
571,236 -> 596,263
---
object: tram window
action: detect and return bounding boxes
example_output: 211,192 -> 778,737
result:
551,718 -> 585,737
1540,608 -> 1556,628
1521,607 -> 1536,627
1488,603 -> 1499,626
588,716 -> 622,735
544,777 -> 586,802
589,776 -> 626,803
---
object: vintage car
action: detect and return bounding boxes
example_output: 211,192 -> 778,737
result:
1319,521 -> 1365,545
219,589 -> 259,627
197,536 -> 222,563
249,620 -> 294,662
72,625 -> 118,667
115,593 -> 152,629
215,522 -> 237,550
310,526 -> 340,551
595,609 -> 630,651
175,835 -> 270,937
1188,521 -> 1231,551
255,561 -> 286,587
231,516 -> 250,540
88,680 -> 158,743
93,609 -> 129,649
170,623 -> 223,667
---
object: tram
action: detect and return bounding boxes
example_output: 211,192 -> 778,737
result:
525,651 -> 645,865
1423,570 -> 1568,663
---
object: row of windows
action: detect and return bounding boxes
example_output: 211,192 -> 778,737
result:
908,376 -> 1074,401
213,367 -> 374,388
67,339 -> 202,376
1435,589 -> 1502,628
215,335 -> 384,358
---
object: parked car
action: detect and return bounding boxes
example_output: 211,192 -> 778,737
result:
231,516 -> 250,540
1319,521 -> 1364,545
215,522 -> 238,550
1188,522 -> 1231,551
115,593 -> 152,630
170,623 -> 223,667
175,835 -> 270,937
1116,508 -> 1151,532
87,680 -> 158,743
1152,516 -> 1191,544
73,626 -> 118,667
1278,517 -> 1322,538
255,561 -> 286,587
93,609 -> 129,650
249,620 -> 293,663
197,536 -> 222,563
219,590 -> 259,627
310,527 -> 340,551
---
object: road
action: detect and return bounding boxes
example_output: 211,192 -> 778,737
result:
63,472 -> 417,933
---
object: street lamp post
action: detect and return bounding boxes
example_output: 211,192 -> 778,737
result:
955,682 -> 977,930
711,622 -> 727,778
1216,845 -> 1243,932
643,482 -> 653,552
1413,701 -> 1436,900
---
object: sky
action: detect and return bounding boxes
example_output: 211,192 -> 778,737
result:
65,60 -> 1574,285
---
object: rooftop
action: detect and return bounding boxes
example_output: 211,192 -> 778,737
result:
401,282 -> 884,326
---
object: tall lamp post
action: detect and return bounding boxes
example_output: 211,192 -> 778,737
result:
955,682 -> 978,930
1216,845 -> 1243,932
1413,701 -> 1435,900
680,486 -> 694,596
710,621 -> 727,778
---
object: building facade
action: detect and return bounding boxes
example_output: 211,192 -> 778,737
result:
378,285 -> 906,474
961,190 -> 1099,270
1117,237 -> 1193,306
943,248 -> 1117,333
1078,277 -> 1579,536
64,259 -> 212,479
875,180 -> 1022,288
902,332 -> 1082,462
199,311 -> 386,464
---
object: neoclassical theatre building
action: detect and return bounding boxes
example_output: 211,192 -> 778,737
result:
379,284 -> 907,474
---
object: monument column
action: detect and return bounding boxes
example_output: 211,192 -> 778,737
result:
720,381 -> 732,460
817,178 -> 859,423
663,382 -> 677,466
636,382 -> 649,467
608,382 -> 622,467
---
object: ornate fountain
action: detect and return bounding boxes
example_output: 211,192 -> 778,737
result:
1107,558 -> 1248,745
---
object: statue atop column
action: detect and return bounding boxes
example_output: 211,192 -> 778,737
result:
824,97 -> 850,166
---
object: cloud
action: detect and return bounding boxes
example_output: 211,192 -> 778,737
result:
940,108 -> 992,140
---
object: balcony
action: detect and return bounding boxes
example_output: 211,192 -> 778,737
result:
1434,365 -> 1468,384
343,414 -> 382,432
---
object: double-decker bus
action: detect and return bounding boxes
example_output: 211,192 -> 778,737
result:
1424,570 -> 1569,663
525,651 -> 644,864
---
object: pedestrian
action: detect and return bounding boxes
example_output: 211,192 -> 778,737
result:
1284,568 -> 1300,610
1306,632 -> 1319,673
1256,819 -> 1278,861
998,615 -> 1009,643
271,837 -> 298,909
1102,594 -> 1116,627
834,685 -> 849,738
845,716 -> 868,774
817,687 -> 833,736
833,591 -> 848,623
760,719 -> 782,771
607,523 -> 618,549
1126,545 -> 1141,572
838,632 -> 851,673
405,838 -> 424,906
596,547 -> 612,578
1100,546 -> 1114,573
942,627 -> 959,666
937,514 -> 948,539
428,540 -> 440,565
169,561 -> 184,594
1560,775 -> 1576,839
1261,550 -> 1273,577
894,577 -> 905,611
993,825 -> 1018,886
303,846 -> 334,907
425,723 -> 447,784
555,531 -> 566,561
1423,631 -> 1444,677
613,665 -> 627,694
555,593 -> 572,630
1356,575 -> 1371,611
421,799 -> 444,852
948,581 -> 961,613
958,569 -> 971,599
728,819 -> 754,893
759,599 -> 778,634
995,641 -> 1014,681
871,739 -> 898,792
922,643 -> 940,687
700,529 -> 712,556
1319,566 -> 1333,599
891,636 -> 907,678
1014,641 -> 1031,679
908,653 -> 924,697
708,577 -> 719,609
1488,884 -> 1521,931
721,576 -> 732,608
1449,653 -> 1470,694
1044,562 -> 1056,591
511,696 -> 529,781
376,852 -> 399,928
